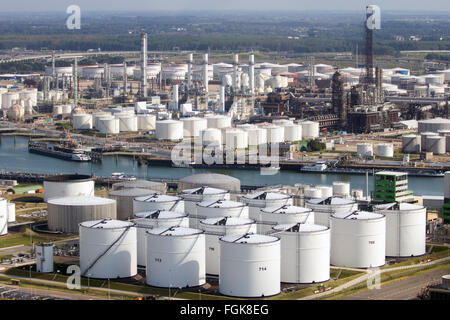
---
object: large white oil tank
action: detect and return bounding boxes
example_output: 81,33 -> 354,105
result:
137,114 -> 156,131
133,210 -> 189,266
240,126 -> 267,146
112,180 -> 166,194
2,92 -> 20,109
201,128 -> 222,147
196,200 -> 249,220
225,129 -> 248,149
272,119 -> 294,126
438,130 -> 450,152
118,115 -> 138,132
7,202 -> 15,223
300,121 -> 319,139
402,134 -> 421,153
181,117 -> 208,138
0,198 -> 7,236
242,191 -> 293,217
376,144 -> 394,157
332,182 -> 351,198
274,223 -> 330,283
155,120 -> 183,141
283,124 -> 302,142
219,234 -> 280,297
427,136 -> 446,154
200,217 -> 256,275
72,114 -> 93,130
421,132 -> 438,151
306,197 -> 358,227
304,187 -> 322,199
47,196 -> 117,233
35,243 -> 54,273
19,89 -> 37,106
265,125 -> 285,144
97,117 -> 120,134
79,219 -> 137,279
146,226 -> 205,288
357,143 -> 373,157
373,202 -> 426,257
206,115 -> 232,129
133,194 -> 184,214
44,174 -> 94,202
252,205 -> 314,234
317,186 -> 333,198
330,211 -> 386,268
109,188 -> 159,220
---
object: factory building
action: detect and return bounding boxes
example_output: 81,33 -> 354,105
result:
373,172 -> 413,203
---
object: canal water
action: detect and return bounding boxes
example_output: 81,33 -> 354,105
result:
0,135 -> 444,196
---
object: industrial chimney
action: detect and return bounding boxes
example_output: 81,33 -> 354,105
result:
203,53 -> 209,93
141,31 -> 148,98
187,53 -> 193,90
249,54 -> 255,96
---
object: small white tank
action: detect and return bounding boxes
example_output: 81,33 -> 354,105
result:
283,124 -> 302,142
133,210 -> 189,266
155,120 -> 183,141
7,202 -> 15,223
306,197 -> 358,227
265,125 -> 285,144
219,234 -> 280,297
146,226 -> 206,288
225,129 -> 248,149
273,223 -> 330,283
427,136 -> 446,155
199,217 -> 256,275
179,187 -> 230,222
252,205 -> 314,234
421,132 -> 438,151
137,114 -> 156,131
242,191 -> 293,218
357,143 -> 373,157
332,182 -> 350,197
181,117 -> 208,138
35,243 -> 54,273
196,200 -> 249,220
402,135 -> 421,153
201,128 -> 222,147
300,121 -> 319,139
133,194 -> 184,214
377,144 -> 394,157
0,198 -> 8,236
304,187 -> 322,199
317,186 -> 333,198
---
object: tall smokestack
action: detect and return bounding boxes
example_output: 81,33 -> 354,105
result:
219,85 -> 225,112
365,5 -> 381,85
123,61 -> 128,96
203,53 -> 209,93
52,50 -> 56,84
172,84 -> 179,110
141,31 -> 148,98
233,54 -> 239,90
187,53 -> 193,90
73,57 -> 78,107
249,54 -> 255,96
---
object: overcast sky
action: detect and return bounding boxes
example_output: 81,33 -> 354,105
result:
1,0 -> 449,12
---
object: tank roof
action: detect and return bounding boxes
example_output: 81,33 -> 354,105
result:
133,210 -> 186,219
48,196 -> 115,206
273,223 -> 328,233
44,174 -> 93,182
181,186 -> 228,195
261,205 -> 311,214
373,202 -> 424,211
221,233 -> 279,244
147,226 -> 203,236
109,188 -> 160,197
80,219 -> 133,229
332,211 -> 384,220
197,199 -> 245,208
306,197 -> 355,205
200,217 -> 254,226
134,194 -> 181,202
243,191 -> 291,200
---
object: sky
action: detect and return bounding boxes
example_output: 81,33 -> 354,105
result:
1,0 -> 450,12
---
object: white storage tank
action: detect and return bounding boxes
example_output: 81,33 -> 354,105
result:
72,114 -> 93,130
137,114 -> 156,131
112,180 -> 166,194
79,219 -> 137,279
330,211 -> 386,268
133,210 -> 189,266
47,196 -> 117,233
2,92 -> 20,109
332,182 -> 350,198
7,202 -> 15,223
178,173 -> 240,192
242,191 -> 293,218
427,136 -> 446,154
373,202 -> 426,257
146,226 -> 206,288
438,130 -> 450,152
206,115 -> 232,129
35,243 -> 54,273
317,186 -> 333,198
265,125 -> 285,144
201,128 -> 222,147
274,223 -> 330,283
199,217 -> 256,275
109,188 -> 159,220
0,198 -> 7,236
300,121 -> 319,139
97,117 -> 120,134
357,143 -> 373,157
118,115 -> 138,132
155,120 -> 183,141
421,132 -> 438,151
283,124 -> 302,142
242,126 -> 267,146
133,194 -> 184,214
402,134 -> 421,153
181,117 -> 208,138
219,234 -> 280,297
306,197 -> 358,227
377,144 -> 394,157
196,200 -> 249,220
44,174 -> 95,202
304,187 -> 322,199
252,205 -> 314,234
224,129 -> 248,149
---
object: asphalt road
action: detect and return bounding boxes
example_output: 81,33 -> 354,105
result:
340,268 -> 450,300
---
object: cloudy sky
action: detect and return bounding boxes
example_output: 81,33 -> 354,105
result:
2,0 -> 450,12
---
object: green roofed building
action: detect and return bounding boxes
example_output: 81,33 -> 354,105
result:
373,171 -> 413,203
443,172 -> 450,223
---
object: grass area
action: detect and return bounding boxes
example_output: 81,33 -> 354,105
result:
13,184 -> 43,195
269,268 -> 364,300
0,228 -> 69,249
381,245 -> 450,269
3,264 -> 237,300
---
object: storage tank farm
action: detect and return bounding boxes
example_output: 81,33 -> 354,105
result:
145,226 -> 206,288
79,219 -> 137,279
306,197 -> 358,227
373,202 -> 426,257
109,188 -> 160,220
133,194 -> 184,215
199,217 -> 256,275
330,211 -> 386,268
219,234 -> 281,298
273,223 -> 330,284
252,205 -> 315,234
133,210 -> 189,267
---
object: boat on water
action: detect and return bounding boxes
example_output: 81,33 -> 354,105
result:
300,162 -> 328,172
28,140 -> 91,162
260,165 -> 280,175
110,172 -> 137,181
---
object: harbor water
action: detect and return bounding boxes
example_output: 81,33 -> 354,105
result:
0,136 -> 444,196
